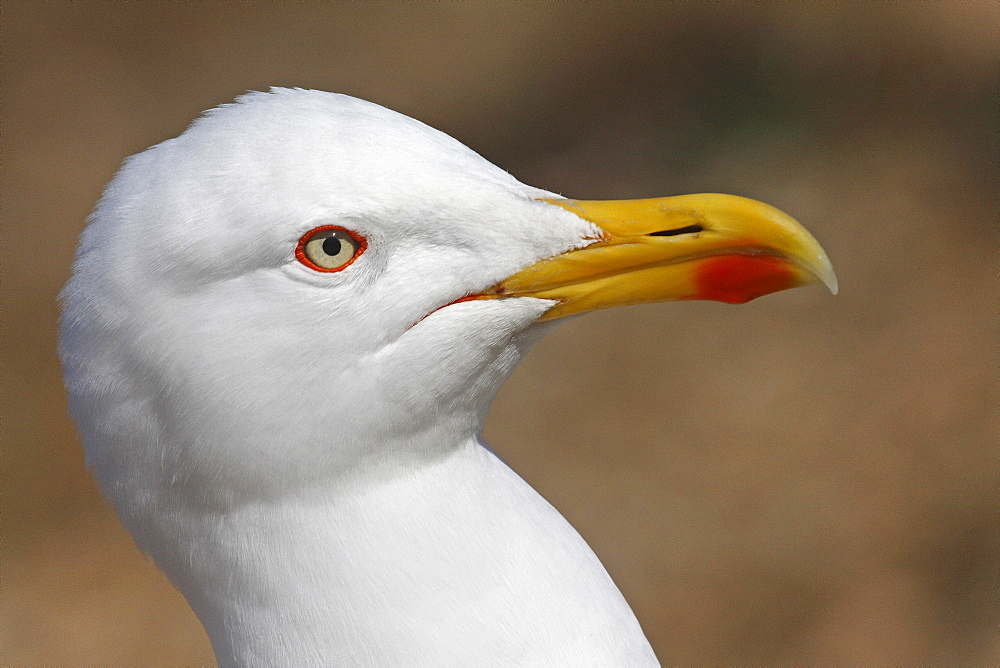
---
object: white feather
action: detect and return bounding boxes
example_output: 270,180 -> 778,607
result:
60,88 -> 658,666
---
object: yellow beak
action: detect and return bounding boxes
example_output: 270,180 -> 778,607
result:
488,194 -> 837,321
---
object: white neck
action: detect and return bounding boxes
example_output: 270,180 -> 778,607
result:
149,438 -> 657,666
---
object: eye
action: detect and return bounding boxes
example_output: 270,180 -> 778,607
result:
295,226 -> 366,272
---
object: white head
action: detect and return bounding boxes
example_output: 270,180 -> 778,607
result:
60,88 -> 834,548
60,89 -> 602,526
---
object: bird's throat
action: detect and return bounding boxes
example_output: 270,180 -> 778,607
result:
154,440 -> 655,665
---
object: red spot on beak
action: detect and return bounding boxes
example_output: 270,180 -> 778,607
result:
692,254 -> 797,304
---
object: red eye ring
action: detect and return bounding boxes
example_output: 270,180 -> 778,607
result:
295,225 -> 367,273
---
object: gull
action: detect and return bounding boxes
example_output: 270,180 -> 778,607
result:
59,88 -> 836,666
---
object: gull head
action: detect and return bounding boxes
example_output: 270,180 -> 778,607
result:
59,89 -> 835,520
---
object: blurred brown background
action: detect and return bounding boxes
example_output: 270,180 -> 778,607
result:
3,2 -> 997,665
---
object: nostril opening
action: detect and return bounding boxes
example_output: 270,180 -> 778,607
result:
649,224 -> 704,237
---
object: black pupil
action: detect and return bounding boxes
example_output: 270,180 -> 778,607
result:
322,235 -> 343,256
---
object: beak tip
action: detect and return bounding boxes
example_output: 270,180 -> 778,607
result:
819,265 -> 839,295
802,242 -> 837,296
818,252 -> 838,296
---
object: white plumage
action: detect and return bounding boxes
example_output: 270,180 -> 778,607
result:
61,89 -> 657,665
61,88 -> 834,666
